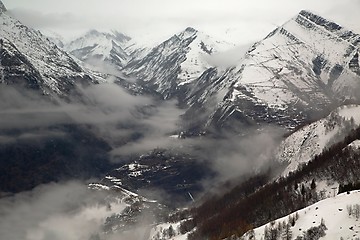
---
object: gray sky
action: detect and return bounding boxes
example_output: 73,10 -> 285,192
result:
2,0 -> 359,44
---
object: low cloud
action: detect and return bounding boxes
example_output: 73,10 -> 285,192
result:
203,43 -> 253,69
0,181 -> 126,240
0,86 -> 73,129
0,82 -> 151,128
0,129 -> 66,144
0,82 -> 185,161
205,129 -> 283,181
74,82 -> 150,123
167,126 -> 285,186
110,100 -> 184,157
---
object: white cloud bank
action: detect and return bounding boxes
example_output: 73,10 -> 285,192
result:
0,181 -> 126,240
3,0 -> 359,44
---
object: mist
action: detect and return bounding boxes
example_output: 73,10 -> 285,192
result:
0,43 -> 285,203
0,181 -> 161,240
0,181 -> 126,240
0,81 -> 157,127
110,99 -> 183,157
0,79 -> 187,162
179,126 -> 285,187
203,43 -> 253,69
2,85 -> 283,187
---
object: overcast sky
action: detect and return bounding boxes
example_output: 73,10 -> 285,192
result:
2,0 -> 359,44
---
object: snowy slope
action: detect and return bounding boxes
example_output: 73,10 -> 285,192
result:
348,139 -> 360,150
0,2 -> 96,96
191,10 -> 360,132
148,221 -> 189,240
40,29 -> 65,48
277,105 -> 360,176
176,28 -> 234,86
65,29 -> 131,68
88,182 -> 151,204
152,188 -> 360,240
229,10 -> 360,106
124,31 -> 176,62
123,27 -> 235,99
242,190 -> 360,240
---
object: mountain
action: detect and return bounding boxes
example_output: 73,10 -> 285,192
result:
0,4 -> 97,97
65,29 -> 131,69
277,105 -> 360,176
181,10 -> 360,133
123,27 -> 235,99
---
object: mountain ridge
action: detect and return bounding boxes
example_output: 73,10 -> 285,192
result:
180,9 -> 360,134
123,27 -> 235,100
0,8 -> 99,97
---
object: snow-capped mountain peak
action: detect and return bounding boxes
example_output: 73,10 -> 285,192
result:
177,26 -> 198,40
111,30 -> 131,44
123,26 -> 235,99
66,29 -> 130,51
188,9 -> 360,133
65,29 -> 131,68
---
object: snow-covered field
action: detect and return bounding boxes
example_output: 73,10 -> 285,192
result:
243,190 -> 360,240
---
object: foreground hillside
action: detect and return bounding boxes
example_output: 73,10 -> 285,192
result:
277,105 -> 360,176
148,191 -> 360,240
243,190 -> 360,240
151,123 -> 360,239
